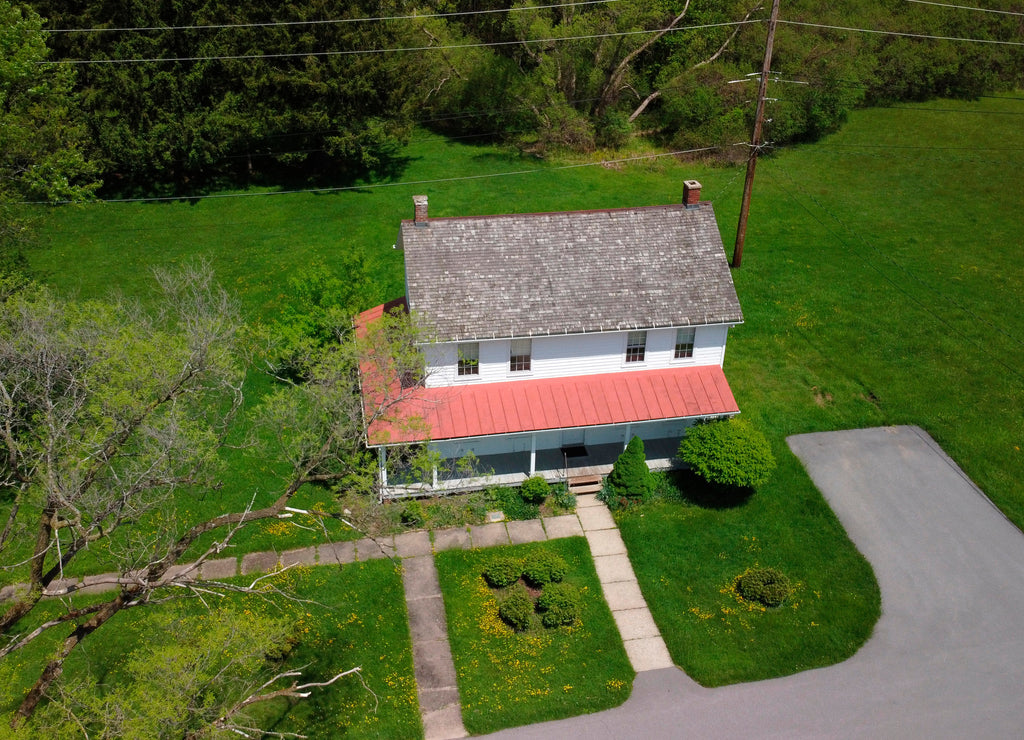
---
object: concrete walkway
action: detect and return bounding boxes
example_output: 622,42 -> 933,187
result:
485,426 -> 1024,738
576,494 -> 674,672
403,497 -> 674,740
2,496 -> 677,739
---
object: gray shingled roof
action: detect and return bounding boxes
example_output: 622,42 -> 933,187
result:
398,202 -> 743,343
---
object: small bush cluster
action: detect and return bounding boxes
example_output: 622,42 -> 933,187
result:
498,586 -> 535,631
522,551 -> 568,587
535,582 -> 582,627
483,557 -> 522,588
735,567 -> 792,608
678,418 -> 776,489
603,436 -> 654,510
485,550 -> 580,630
519,475 -> 550,504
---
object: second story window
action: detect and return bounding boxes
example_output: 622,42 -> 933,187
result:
674,327 -> 696,359
457,342 -> 479,376
509,338 -> 532,372
625,331 -> 647,363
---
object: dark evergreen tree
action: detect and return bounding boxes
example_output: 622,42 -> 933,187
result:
607,435 -> 654,504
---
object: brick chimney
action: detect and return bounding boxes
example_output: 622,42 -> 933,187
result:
413,195 -> 428,226
683,180 -> 702,209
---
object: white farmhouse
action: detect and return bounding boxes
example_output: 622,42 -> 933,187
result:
359,181 -> 743,495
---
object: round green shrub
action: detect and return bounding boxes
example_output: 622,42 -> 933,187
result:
535,582 -> 581,628
736,567 -> 791,607
522,551 -> 568,587
678,418 -> 776,489
483,557 -> 522,589
606,436 -> 655,504
519,475 -> 551,505
498,587 -> 534,631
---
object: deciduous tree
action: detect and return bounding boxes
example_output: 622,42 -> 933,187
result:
0,264 -> 422,726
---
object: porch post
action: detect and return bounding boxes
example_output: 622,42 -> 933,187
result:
432,464 -> 438,488
379,446 -> 388,487
623,423 -> 632,450
529,434 -> 537,476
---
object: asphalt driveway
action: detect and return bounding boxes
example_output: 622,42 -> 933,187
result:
487,426 -> 1024,738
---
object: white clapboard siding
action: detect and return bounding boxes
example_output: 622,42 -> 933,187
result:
423,325 -> 732,387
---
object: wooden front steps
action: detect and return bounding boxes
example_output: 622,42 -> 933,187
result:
568,474 -> 603,495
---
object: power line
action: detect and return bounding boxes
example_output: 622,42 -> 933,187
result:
44,0 -> 624,34
39,20 -> 760,65
905,0 -> 1024,16
778,19 -> 1024,47
41,20 -> 758,66
27,146 -> 727,206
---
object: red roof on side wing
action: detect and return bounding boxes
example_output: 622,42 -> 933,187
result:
366,365 -> 739,447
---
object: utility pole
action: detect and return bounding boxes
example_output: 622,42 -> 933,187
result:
732,0 -> 781,269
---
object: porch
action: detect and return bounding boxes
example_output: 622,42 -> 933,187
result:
380,436 -> 683,499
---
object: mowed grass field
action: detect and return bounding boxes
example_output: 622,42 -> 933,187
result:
30,95 -> 1023,529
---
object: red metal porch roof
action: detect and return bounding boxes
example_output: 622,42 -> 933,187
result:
366,364 -> 739,447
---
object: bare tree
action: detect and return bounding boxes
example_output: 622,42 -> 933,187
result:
0,266 -> 424,725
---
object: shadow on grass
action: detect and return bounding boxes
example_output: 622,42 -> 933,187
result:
657,469 -> 754,510
96,149 -> 416,202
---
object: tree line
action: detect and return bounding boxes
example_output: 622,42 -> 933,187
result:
23,0 -> 1024,194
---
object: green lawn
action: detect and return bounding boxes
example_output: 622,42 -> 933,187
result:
0,560 -> 422,739
434,538 -> 634,734
8,95 -> 1022,707
617,469 -> 880,686
26,98 -> 1023,535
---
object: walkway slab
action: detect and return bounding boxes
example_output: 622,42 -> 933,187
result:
318,540 -> 355,565
240,551 -> 278,575
585,528 -> 627,557
407,595 -> 449,643
396,530 -> 433,558
506,519 -> 546,544
612,607 -> 662,641
412,640 -> 459,686
424,704 -> 467,740
433,527 -> 472,552
280,546 -> 317,568
200,557 -> 238,580
420,687 -> 461,714
622,637 -> 674,672
404,556 -> 442,600
355,536 -> 395,560
577,504 -> 616,531
542,514 -> 584,539
469,522 -> 510,549
576,494 -> 602,508
592,553 -> 636,583
601,580 -> 648,611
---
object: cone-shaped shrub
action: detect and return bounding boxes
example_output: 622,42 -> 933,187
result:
607,436 -> 654,504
